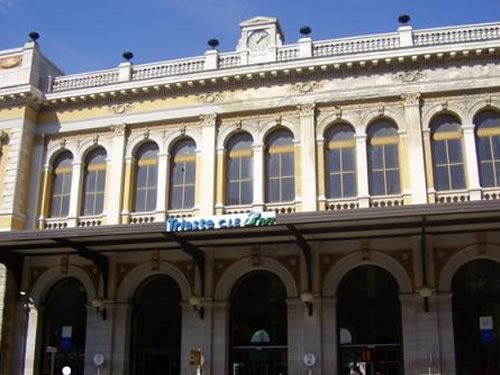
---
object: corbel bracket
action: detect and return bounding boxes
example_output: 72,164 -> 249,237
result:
163,233 -> 206,297
53,239 -> 109,298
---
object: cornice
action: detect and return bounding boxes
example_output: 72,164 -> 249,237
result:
39,40 -> 500,108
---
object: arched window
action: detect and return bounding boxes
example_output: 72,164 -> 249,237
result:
230,272 -> 287,375
452,260 -> 500,374
134,142 -> 159,212
50,151 -> 73,218
474,110 -> 500,187
131,276 -> 181,375
226,133 -> 253,206
325,124 -> 357,199
430,114 -> 465,191
41,278 -> 87,375
337,266 -> 403,375
170,139 -> 196,210
266,129 -> 295,203
81,148 -> 107,216
367,120 -> 400,195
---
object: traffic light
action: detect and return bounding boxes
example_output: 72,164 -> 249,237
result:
190,349 -> 201,366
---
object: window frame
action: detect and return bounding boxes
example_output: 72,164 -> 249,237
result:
169,139 -> 196,210
50,152 -> 73,218
265,130 -> 295,204
81,148 -> 107,216
134,143 -> 159,213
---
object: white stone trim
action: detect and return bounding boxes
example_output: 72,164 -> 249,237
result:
437,243 -> 500,292
116,261 -> 192,303
322,251 -> 413,296
30,265 -> 98,305
214,256 -> 299,300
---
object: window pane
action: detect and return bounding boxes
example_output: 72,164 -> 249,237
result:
170,187 -> 183,209
172,163 -> 183,184
328,174 -> 341,198
282,177 -> 295,202
135,190 -> 146,212
137,167 -> 148,188
53,175 -> 63,195
435,166 -> 450,191
241,157 -> 253,179
184,162 -> 196,183
84,195 -> 94,216
343,173 -> 357,197
184,186 -> 195,209
241,181 -> 253,204
268,155 -> 279,177
386,170 -> 401,194
432,141 -> 448,165
450,165 -> 465,190
146,188 -> 157,211
495,163 -> 500,187
385,145 -> 399,169
61,196 -> 70,216
227,182 -> 239,205
476,137 -> 492,161
342,149 -> 355,171
328,150 -> 341,172
96,171 -> 105,192
267,179 -> 279,202
148,166 -> 158,186
492,136 -> 500,159
480,163 -> 495,187
51,197 -> 61,217
369,171 -> 385,195
85,172 -> 96,193
281,153 -> 294,176
448,140 -> 464,164
94,194 -> 104,215
369,146 -> 383,169
228,158 -> 239,180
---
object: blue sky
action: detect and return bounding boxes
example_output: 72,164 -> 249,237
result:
1,0 -> 499,74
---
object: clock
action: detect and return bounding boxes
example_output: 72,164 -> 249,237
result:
247,30 -> 271,51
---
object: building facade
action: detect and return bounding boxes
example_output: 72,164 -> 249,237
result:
0,15 -> 500,375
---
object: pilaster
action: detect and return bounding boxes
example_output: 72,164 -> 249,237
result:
107,124 -> 127,224
298,103 -> 318,211
401,93 -> 427,204
355,134 -> 370,208
462,124 -> 481,200
252,143 -> 265,210
157,152 -> 169,217
199,114 -> 217,215
68,161 -> 83,226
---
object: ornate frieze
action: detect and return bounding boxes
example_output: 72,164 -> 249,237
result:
393,70 -> 425,83
292,81 -> 323,94
197,92 -> 224,103
109,103 -> 132,115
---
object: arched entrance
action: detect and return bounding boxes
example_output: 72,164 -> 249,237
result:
130,275 -> 181,375
452,259 -> 500,375
229,271 -> 287,375
337,266 -> 404,375
40,278 -> 87,375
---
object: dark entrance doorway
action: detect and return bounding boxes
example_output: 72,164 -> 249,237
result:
131,275 -> 181,375
337,266 -> 404,375
453,259 -> 500,375
40,278 -> 87,375
230,271 -> 287,375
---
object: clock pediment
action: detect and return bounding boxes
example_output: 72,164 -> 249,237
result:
236,15 -> 285,62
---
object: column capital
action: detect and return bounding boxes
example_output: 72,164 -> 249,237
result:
401,92 -> 421,106
297,102 -> 316,116
462,124 -> 475,133
110,123 -> 127,136
200,113 -> 218,126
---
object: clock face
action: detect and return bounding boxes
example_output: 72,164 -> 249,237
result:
247,30 -> 271,51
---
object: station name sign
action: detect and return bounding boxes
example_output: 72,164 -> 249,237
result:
166,212 -> 276,232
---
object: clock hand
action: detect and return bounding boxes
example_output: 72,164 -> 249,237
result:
256,34 -> 266,44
